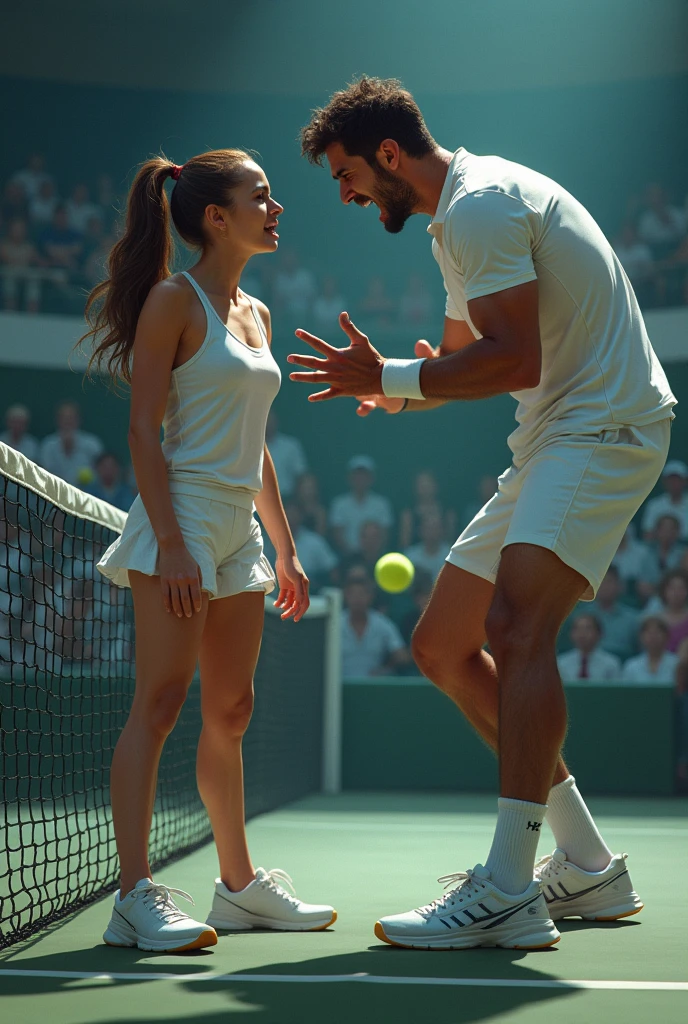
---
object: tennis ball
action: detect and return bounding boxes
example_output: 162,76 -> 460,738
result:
77,467 -> 94,486
374,552 -> 415,594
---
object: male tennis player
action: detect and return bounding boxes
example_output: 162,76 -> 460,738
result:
290,77 -> 676,950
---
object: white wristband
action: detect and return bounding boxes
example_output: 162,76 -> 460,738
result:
381,358 -> 427,400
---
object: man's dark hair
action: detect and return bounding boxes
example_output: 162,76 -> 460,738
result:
300,76 -> 436,167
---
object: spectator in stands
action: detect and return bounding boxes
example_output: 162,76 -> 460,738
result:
330,455 -> 393,553
360,275 -> 395,330
399,569 -> 434,645
341,566 -> 410,677
0,180 -> 29,225
636,513 -> 687,602
265,410 -> 308,499
612,523 -> 649,594
341,519 -> 387,579
404,510 -> 448,581
313,275 -> 346,330
81,226 -> 117,289
557,614 -> 622,681
399,272 -> 434,325
294,471 -> 328,536
65,183 -> 102,235
29,178 -> 59,228
0,404 -> 40,462
613,222 -> 656,307
38,205 -> 82,272
39,401 -> 104,487
637,183 -> 687,260
642,460 -> 688,540
586,565 -> 639,662
622,616 -> 678,684
646,569 -> 688,653
283,499 -> 338,592
399,469 -> 456,548
272,248 -> 316,320
10,153 -> 54,202
85,452 -> 135,511
0,218 -> 42,312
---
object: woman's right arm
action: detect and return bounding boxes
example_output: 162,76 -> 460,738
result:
128,277 -> 202,618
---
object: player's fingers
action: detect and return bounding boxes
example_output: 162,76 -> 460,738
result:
170,583 -> 184,618
308,387 -> 341,402
356,399 -> 377,417
190,571 -> 203,614
338,311 -> 368,344
161,580 -> 172,614
286,353 -> 328,370
289,370 -> 335,383
179,577 -> 193,618
274,586 -> 289,608
414,339 -> 438,359
294,329 -> 339,356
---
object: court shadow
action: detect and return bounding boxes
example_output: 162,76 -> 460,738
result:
66,948 -> 575,1024
558,917 -> 642,934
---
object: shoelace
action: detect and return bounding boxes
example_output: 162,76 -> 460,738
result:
134,882 -> 195,923
258,869 -> 300,907
418,869 -> 487,918
534,854 -> 562,881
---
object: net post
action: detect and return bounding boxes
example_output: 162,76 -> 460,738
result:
320,586 -> 343,794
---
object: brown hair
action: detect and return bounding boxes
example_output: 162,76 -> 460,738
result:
79,148 -> 249,384
300,76 -> 435,168
658,568 -> 688,605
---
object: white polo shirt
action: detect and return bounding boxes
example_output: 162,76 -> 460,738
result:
428,150 -> 676,462
557,647 -> 622,682
621,651 -> 678,685
341,609 -> 405,678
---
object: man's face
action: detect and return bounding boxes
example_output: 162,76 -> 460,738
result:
325,142 -> 422,234
664,473 -> 686,501
571,616 -> 600,654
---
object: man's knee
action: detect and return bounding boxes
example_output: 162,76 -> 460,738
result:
485,591 -> 557,662
411,617 -> 482,691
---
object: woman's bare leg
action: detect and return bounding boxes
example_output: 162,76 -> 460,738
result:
109,571 -> 209,896
196,591 -> 265,892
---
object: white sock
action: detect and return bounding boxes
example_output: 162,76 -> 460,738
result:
484,797 -> 547,895
546,775 -> 613,872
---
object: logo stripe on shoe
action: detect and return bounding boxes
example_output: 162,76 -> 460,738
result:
543,869 -> 629,905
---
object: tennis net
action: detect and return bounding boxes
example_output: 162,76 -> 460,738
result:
0,441 -> 341,949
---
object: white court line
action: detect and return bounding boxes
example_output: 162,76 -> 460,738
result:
0,969 -> 686,990
252,819 -> 688,838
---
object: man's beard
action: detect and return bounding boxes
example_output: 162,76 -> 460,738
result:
371,163 -> 421,234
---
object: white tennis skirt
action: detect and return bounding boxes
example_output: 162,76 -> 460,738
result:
97,490 -> 276,600
446,418 -> 672,601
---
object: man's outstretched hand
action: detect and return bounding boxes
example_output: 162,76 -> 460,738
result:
288,313 -> 386,402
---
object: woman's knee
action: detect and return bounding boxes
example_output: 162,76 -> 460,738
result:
202,688 -> 254,740
132,681 -> 190,738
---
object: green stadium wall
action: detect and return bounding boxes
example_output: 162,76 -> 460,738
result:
342,678 -> 678,796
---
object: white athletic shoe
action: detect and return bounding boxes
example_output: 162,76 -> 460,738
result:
375,865 -> 560,950
103,878 -> 218,952
205,867 -> 337,932
535,849 -> 643,921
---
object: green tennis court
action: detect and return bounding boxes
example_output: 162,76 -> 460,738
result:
1,792 -> 686,1024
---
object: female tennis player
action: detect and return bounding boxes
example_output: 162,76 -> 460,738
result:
82,149 -> 336,952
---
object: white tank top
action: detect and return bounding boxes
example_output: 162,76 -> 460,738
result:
161,271 -> 281,508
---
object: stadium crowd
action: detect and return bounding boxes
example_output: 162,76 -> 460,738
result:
1,153 -> 688,318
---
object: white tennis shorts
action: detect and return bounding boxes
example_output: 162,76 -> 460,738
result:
97,491 -> 275,600
447,418 -> 672,600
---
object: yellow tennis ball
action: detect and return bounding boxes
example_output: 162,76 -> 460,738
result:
77,467 -> 94,486
374,552 -> 415,594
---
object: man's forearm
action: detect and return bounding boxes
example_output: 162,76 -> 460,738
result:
418,336 -> 537,401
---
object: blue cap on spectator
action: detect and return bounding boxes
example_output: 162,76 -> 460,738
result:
662,460 -> 688,479
348,455 -> 376,473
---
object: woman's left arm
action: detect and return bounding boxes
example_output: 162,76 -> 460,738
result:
255,446 -> 310,622
252,298 -> 309,622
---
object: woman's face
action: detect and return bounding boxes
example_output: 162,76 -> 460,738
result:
212,160 -> 284,257
416,472 -> 437,502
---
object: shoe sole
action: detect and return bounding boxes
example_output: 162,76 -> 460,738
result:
104,928 -> 218,952
374,921 -> 560,951
206,910 -> 337,933
551,900 -> 644,922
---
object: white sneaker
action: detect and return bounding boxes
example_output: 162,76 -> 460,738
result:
535,849 -> 643,921
205,867 -> 337,932
103,878 -> 218,952
375,865 -> 560,950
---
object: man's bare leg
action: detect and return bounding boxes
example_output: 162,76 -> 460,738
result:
412,562 -> 571,786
